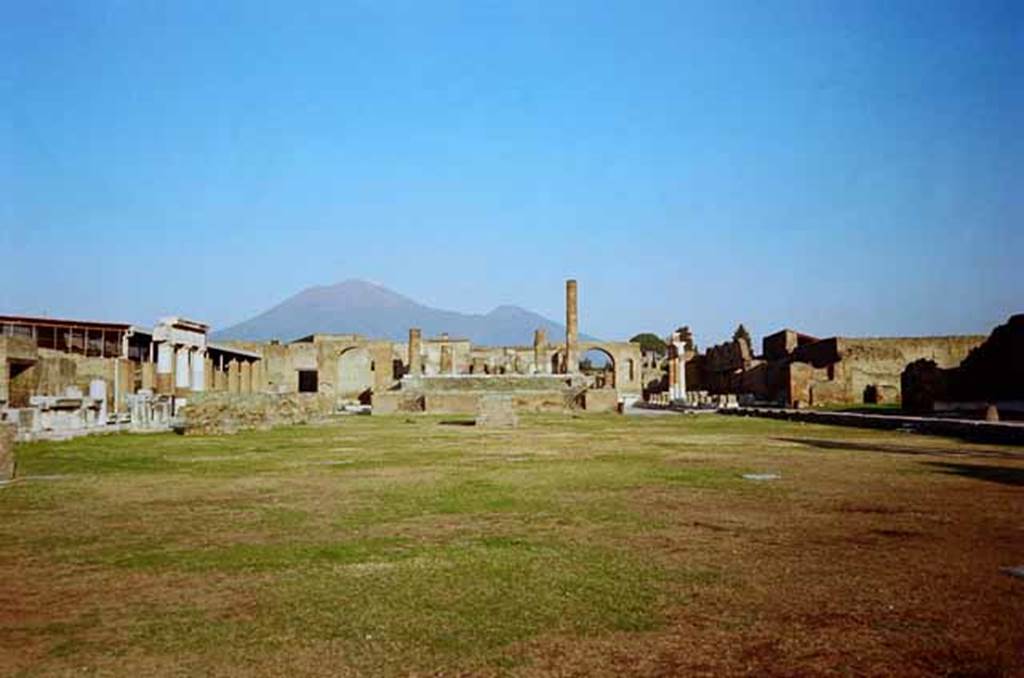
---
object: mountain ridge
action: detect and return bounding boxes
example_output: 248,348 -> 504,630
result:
214,280 -> 593,346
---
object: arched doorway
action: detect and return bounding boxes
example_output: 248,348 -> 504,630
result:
337,347 -> 373,397
580,347 -> 615,389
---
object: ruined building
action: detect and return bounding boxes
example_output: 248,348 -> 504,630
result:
902,314 -> 1024,418
227,279 -> 643,416
1,280 -> 643,438
671,326 -> 984,408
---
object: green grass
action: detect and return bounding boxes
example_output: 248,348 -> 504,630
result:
4,412 -> 1007,675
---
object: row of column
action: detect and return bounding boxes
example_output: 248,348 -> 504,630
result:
154,342 -> 263,394
209,357 -> 264,394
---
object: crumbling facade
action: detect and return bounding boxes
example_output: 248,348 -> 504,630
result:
650,324 -> 985,409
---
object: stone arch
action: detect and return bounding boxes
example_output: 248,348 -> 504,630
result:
580,346 -> 616,389
551,350 -> 564,375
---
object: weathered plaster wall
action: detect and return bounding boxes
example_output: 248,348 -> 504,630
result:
782,335 -> 984,406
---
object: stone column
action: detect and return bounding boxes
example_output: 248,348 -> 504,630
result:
251,360 -> 264,393
240,361 -> 252,394
533,329 -> 547,374
204,356 -> 214,391
156,342 -> 174,394
670,342 -> 687,401
191,349 -> 205,392
228,360 -> 240,394
408,328 -> 422,376
142,363 -> 156,391
174,346 -> 191,390
117,358 -> 134,412
565,279 -> 579,374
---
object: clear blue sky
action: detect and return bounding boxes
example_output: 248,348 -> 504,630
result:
2,1 -> 1021,346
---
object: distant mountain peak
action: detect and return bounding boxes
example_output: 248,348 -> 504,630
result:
215,281 -> 581,345
488,304 -> 532,315
289,279 -> 417,310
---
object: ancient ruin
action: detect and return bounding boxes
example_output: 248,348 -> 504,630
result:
2,277 -> 1018,441
651,326 -> 985,409
0,280 -> 643,438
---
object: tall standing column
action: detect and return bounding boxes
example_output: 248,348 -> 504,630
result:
533,329 -> 547,374
565,279 -> 579,374
670,340 -> 687,401
156,343 -> 173,394
191,348 -> 206,392
408,328 -> 422,377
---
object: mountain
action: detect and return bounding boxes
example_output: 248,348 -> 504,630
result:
214,280 -> 590,346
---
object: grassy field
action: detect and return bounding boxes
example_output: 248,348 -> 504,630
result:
2,413 -> 1022,676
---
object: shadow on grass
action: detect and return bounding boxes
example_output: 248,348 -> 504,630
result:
923,461 -> 1024,487
775,437 -> 1023,461
439,419 -> 476,427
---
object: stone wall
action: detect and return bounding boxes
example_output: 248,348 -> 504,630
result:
901,315 -> 1024,414
2,340 -> 136,414
179,392 -> 336,435
371,391 -> 424,414
774,334 -> 984,407
227,336 -> 397,400
835,337 -> 983,403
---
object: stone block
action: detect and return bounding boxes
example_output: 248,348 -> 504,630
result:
372,391 -> 424,414
424,392 -> 481,414
583,389 -> 619,413
476,394 -> 518,428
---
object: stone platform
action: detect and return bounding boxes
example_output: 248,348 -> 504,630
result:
374,374 -> 589,415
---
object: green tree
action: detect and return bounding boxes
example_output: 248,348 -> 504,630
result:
629,332 -> 667,356
732,324 -> 752,346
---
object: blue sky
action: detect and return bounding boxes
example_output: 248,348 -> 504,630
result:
2,0 -> 1021,346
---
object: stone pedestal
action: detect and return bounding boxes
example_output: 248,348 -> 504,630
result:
89,379 -> 108,423
476,394 -> 518,428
